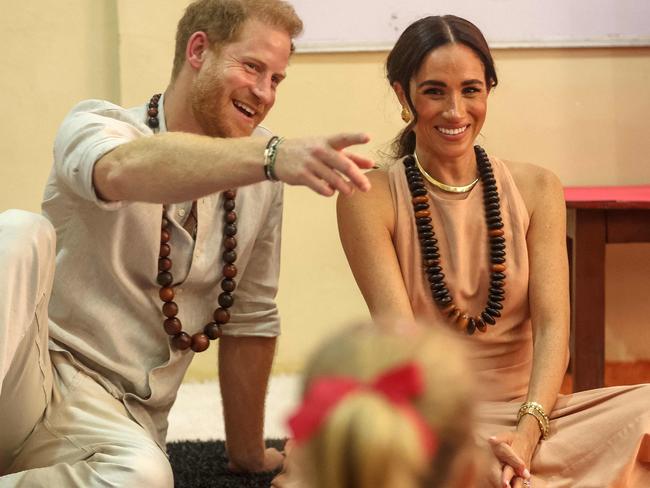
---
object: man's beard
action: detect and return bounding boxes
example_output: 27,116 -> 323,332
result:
190,75 -> 233,138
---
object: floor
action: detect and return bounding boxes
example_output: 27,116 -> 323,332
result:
168,361 -> 650,442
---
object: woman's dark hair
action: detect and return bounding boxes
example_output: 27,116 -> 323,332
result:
386,15 -> 498,158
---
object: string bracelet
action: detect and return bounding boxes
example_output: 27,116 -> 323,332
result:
263,135 -> 284,182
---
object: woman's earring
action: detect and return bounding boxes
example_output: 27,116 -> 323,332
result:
401,106 -> 411,123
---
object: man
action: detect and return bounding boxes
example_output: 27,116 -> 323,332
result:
0,0 -> 372,485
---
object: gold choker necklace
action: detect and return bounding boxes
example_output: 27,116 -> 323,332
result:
413,152 -> 479,193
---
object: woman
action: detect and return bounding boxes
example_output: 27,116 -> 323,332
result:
283,320 -> 484,488
337,15 -> 650,488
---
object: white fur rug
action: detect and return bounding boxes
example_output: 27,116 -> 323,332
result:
167,374 -> 301,441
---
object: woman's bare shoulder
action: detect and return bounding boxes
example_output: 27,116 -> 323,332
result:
337,166 -> 396,228
502,159 -> 564,213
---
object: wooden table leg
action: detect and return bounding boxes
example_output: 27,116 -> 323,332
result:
569,208 -> 606,391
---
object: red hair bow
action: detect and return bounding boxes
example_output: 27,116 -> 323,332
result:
287,363 -> 437,458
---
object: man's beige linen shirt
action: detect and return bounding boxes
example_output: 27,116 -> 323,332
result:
41,96 -> 283,448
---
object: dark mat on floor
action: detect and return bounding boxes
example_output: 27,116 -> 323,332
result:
168,439 -> 286,488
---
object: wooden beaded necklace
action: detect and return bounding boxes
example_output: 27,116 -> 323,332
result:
147,93 -> 238,352
403,145 -> 506,335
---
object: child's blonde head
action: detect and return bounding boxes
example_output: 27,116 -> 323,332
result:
293,320 -> 476,488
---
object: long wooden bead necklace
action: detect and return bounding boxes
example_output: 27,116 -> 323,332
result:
147,93 -> 238,352
403,145 -> 506,334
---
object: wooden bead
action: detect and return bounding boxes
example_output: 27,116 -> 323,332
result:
413,203 -> 429,211
171,332 -> 192,350
467,318 -> 477,335
425,259 -> 440,267
481,312 -> 496,325
223,264 -> 237,278
414,210 -> 430,218
224,236 -> 237,250
160,243 -> 171,257
218,292 -> 234,308
160,229 -> 170,243
433,289 -> 449,300
409,184 -> 425,195
457,313 -> 470,331
163,301 -> 178,318
157,271 -> 173,287
221,278 -> 236,292
412,196 -> 428,204
204,322 -> 223,340
191,333 -> 210,353
223,199 -> 236,212
158,257 -> 172,271
223,250 -> 237,264
412,188 -> 427,197
428,273 -> 445,283
164,317 -> 182,335
489,294 -> 504,304
486,307 -> 501,318
148,117 -> 159,129
225,211 -> 237,224
159,287 -> 175,302
492,272 -> 506,281
421,237 -> 438,246
492,264 -> 507,272
487,300 -> 503,309
488,229 -> 505,237
487,216 -> 503,226
224,189 -> 237,200
476,318 -> 487,332
224,224 -> 237,237
213,307 -> 230,324
147,108 -> 158,117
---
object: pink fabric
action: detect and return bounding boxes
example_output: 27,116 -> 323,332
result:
388,157 -> 533,402
387,158 -> 650,487
288,363 -> 437,458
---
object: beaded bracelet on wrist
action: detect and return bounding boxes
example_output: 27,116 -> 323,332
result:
403,145 -> 506,335
147,93 -> 238,353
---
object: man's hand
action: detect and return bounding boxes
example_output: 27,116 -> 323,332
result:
486,432 -> 533,487
274,134 -> 374,196
228,446 -> 284,473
